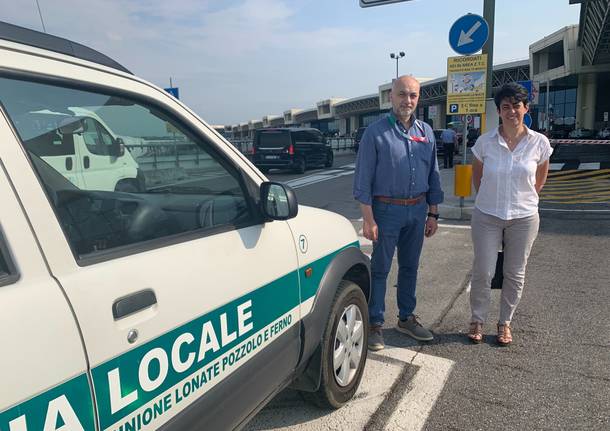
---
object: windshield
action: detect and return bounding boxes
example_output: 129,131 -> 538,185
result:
256,130 -> 291,148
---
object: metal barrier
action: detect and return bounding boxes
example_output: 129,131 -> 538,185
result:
126,136 -> 357,172
327,137 -> 356,151
228,138 -> 356,152
549,139 -> 610,145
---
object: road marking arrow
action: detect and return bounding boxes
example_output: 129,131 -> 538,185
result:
457,20 -> 481,47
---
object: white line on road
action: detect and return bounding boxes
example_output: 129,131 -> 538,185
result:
245,348 -> 454,431
382,349 -> 455,431
549,163 -> 565,171
578,162 -> 601,170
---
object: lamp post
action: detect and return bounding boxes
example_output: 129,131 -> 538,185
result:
390,51 -> 405,79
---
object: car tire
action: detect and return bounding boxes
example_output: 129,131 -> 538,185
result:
294,157 -> 306,174
325,151 -> 334,168
306,280 -> 368,409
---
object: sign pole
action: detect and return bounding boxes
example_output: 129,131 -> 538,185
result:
482,0 -> 495,101
462,116 -> 468,165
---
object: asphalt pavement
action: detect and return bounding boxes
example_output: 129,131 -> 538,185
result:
245,151 -> 610,431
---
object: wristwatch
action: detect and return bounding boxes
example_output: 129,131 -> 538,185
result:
427,212 -> 439,220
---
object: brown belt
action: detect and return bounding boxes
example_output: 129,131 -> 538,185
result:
374,195 -> 424,206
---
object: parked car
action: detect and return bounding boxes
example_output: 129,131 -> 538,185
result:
0,21 -> 370,431
433,129 -> 460,155
597,128 -> 610,139
354,126 -> 367,152
253,127 -> 333,174
568,128 -> 596,139
550,128 -> 570,139
466,128 -> 480,147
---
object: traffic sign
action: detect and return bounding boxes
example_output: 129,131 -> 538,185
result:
466,114 -> 474,125
446,54 -> 487,115
360,0 -> 414,7
164,87 -> 180,99
449,14 -> 489,56
517,80 -> 540,105
523,113 -> 532,128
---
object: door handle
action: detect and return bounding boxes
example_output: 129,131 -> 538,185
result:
65,157 -> 73,171
112,289 -> 157,320
83,156 -> 90,169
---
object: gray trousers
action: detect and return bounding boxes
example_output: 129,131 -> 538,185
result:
470,208 -> 540,325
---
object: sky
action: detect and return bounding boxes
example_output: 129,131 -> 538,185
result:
2,0 -> 580,125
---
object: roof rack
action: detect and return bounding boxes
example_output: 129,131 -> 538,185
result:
0,21 -> 132,75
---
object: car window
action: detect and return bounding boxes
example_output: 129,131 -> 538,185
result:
256,130 -> 291,148
0,76 -> 257,261
81,117 -> 115,156
290,131 -> 303,142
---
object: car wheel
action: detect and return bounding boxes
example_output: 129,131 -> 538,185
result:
308,280 -> 368,409
293,157 -> 306,174
325,151 -> 334,168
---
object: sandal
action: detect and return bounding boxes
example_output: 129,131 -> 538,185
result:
467,322 -> 483,344
497,323 -> 512,346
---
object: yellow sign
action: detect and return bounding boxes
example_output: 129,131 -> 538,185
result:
446,54 -> 487,115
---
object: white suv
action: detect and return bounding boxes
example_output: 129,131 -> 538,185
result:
0,21 -> 370,431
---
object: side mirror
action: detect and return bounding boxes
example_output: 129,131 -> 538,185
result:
110,137 -> 125,157
260,182 -> 298,221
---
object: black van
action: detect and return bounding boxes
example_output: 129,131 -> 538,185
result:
253,127 -> 334,174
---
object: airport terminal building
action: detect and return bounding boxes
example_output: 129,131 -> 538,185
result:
227,3 -> 610,141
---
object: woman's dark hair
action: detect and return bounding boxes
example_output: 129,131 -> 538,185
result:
494,82 -> 529,109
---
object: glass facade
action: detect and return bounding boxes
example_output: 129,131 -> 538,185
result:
360,110 -> 389,127
531,87 -> 577,136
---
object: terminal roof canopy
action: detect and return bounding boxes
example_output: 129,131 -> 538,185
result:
359,0 -> 415,8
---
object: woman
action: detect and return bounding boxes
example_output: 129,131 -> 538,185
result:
468,82 -> 552,346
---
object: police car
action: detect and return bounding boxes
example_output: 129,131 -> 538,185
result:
0,21 -> 370,430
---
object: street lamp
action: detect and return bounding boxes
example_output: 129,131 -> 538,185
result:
390,51 -> 405,79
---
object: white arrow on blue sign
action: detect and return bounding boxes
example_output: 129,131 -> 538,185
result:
449,14 -> 489,56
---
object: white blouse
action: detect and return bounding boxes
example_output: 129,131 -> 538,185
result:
471,126 -> 553,220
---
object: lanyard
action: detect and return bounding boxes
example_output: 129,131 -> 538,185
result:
387,113 -> 428,143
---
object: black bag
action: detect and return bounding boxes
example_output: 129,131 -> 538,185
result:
490,250 -> 504,289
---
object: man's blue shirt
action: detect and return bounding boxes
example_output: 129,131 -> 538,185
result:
353,113 -> 444,206
440,128 -> 457,144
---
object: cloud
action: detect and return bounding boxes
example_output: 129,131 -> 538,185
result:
0,0 -> 576,124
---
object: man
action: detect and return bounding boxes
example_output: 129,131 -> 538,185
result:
353,75 -> 443,351
440,125 -> 458,169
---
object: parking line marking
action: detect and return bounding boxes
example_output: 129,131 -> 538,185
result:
381,349 -> 455,431
578,162 -> 601,170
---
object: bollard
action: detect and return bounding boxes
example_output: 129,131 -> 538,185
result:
454,164 -> 472,198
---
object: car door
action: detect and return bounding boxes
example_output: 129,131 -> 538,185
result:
0,116 -> 95,430
0,75 -> 302,431
22,120 -> 87,189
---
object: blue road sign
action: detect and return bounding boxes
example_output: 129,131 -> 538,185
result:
517,80 -> 539,104
449,14 -> 489,56
164,87 -> 180,99
449,103 -> 459,114
524,113 -> 532,128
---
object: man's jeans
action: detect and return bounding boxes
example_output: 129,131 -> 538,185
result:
369,199 -> 427,326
